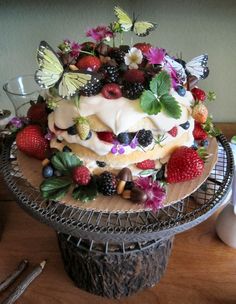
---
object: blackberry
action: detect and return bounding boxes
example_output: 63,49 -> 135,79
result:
98,171 -> 117,196
109,48 -> 126,65
122,82 -> 144,100
67,125 -> 77,135
100,65 -> 120,83
137,129 -> 153,147
80,76 -> 102,96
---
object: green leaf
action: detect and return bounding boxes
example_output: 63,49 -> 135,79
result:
150,71 -> 171,97
231,136 -> 236,144
40,177 -> 72,200
160,94 -> 182,119
51,152 -> 82,174
72,178 -> 98,203
140,90 -> 162,115
139,169 -> 157,177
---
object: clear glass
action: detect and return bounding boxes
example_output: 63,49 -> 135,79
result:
3,74 -> 42,117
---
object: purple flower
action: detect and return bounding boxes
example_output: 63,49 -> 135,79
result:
71,42 -> 81,57
44,130 -> 54,141
10,117 -> 23,128
58,39 -> 81,59
129,135 -> 138,149
111,141 -> 125,154
145,47 -> 166,65
135,177 -> 166,211
86,25 -> 114,42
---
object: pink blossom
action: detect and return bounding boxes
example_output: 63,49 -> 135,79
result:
135,177 -> 166,211
86,25 -> 114,42
71,42 -> 81,57
145,47 -> 166,65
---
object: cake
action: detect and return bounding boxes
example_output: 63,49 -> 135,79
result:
13,6 -> 219,211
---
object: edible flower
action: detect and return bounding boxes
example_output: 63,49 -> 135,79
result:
111,140 -> 125,154
58,39 -> 81,59
135,176 -> 166,211
86,25 -> 114,42
145,47 -> 166,65
124,47 -> 143,69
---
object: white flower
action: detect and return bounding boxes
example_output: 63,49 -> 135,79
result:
124,47 -> 143,69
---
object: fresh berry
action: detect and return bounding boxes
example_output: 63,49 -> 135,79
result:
96,161 -> 106,167
75,117 -> 90,140
80,41 -> 96,52
176,86 -> 186,97
166,146 -> 204,183
180,121 -> 190,130
72,165 -> 91,185
117,132 -> 131,145
193,122 -> 208,140
156,165 -> 165,181
133,43 -> 152,54
98,171 -> 117,196
101,83 -> 122,99
192,103 -> 208,123
62,145 -> 72,152
191,88 -> 206,102
100,65 -> 120,83
122,82 -> 144,100
97,131 -> 116,143
76,55 -> 101,72
168,126 -> 178,137
192,140 -> 199,150
67,125 -> 77,135
85,130 -> 92,140
123,69 -> 145,84
109,48 -> 126,65
42,165 -> 54,178
137,129 -> 153,147
16,125 -> 49,160
80,75 -> 102,96
27,102 -> 47,123
200,139 -> 209,148
136,159 -> 155,170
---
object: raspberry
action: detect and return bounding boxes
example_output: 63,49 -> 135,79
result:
137,129 -> 153,147
101,83 -> 122,99
123,69 -> 145,84
100,65 -> 120,83
168,126 -> 178,137
72,165 -> 91,185
98,171 -> 117,196
97,131 -> 116,143
136,159 -> 155,170
76,55 -> 101,72
122,82 -> 144,100
191,88 -> 206,102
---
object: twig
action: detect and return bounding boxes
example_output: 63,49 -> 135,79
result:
1,260 -> 46,304
0,260 -> 28,293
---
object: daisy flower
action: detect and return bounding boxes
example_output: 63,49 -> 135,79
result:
124,47 -> 143,69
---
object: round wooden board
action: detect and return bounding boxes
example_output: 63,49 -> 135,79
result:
17,138 -> 218,213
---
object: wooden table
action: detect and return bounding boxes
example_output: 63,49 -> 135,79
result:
0,123 -> 236,304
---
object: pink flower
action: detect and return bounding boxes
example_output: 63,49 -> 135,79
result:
86,25 -> 114,42
135,177 -> 166,211
71,42 -> 81,57
145,47 -> 166,65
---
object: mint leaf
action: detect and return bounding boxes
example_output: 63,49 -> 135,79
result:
150,71 -> 171,97
72,178 -> 98,203
40,177 -> 72,200
231,136 -> 236,144
140,90 -> 162,115
160,94 -> 182,118
51,152 -> 82,174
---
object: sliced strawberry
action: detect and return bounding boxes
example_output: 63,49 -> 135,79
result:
193,121 -> 208,140
97,131 -> 116,143
133,43 -> 152,54
123,69 -> 145,84
136,159 -> 155,170
76,55 -> 101,72
168,126 -> 178,137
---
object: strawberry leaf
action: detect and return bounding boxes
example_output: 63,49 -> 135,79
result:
72,178 -> 98,202
150,71 -> 171,97
40,177 -> 72,200
140,90 -> 162,115
51,152 -> 82,174
160,94 -> 182,119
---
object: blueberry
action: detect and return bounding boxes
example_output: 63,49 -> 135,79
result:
62,145 -> 72,152
85,130 -> 92,140
67,125 -> 77,135
117,132 -> 131,145
180,121 -> 190,130
192,140 -> 198,150
176,86 -> 186,96
200,139 -> 209,148
96,161 -> 106,167
156,165 -> 165,181
42,165 -> 54,178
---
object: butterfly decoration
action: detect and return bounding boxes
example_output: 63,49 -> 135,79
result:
35,41 -> 91,98
114,6 -> 157,37
165,54 -> 209,84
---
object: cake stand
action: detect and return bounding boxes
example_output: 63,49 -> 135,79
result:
0,134 -> 234,298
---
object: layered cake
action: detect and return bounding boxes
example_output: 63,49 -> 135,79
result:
13,6 -> 219,210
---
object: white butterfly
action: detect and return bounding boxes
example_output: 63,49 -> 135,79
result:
35,41 -> 91,98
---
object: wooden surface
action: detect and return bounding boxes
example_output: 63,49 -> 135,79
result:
0,123 -> 236,304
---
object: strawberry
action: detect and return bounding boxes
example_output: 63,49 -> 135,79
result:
16,125 -> 49,160
75,117 -> 90,140
166,146 -> 204,183
101,83 -> 122,99
76,55 -> 101,72
72,165 -> 91,185
97,131 -> 116,143
193,121 -> 208,140
133,43 -> 152,54
136,159 -> 155,170
168,126 -> 178,137
192,103 -> 208,123
123,69 -> 145,84
191,88 -> 206,102
27,102 -> 47,123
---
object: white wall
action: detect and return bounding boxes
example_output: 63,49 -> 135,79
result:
0,0 -> 236,121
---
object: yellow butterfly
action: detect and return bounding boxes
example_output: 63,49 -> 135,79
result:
35,41 -> 91,98
114,6 -> 157,37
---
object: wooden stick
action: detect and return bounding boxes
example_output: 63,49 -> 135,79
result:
1,260 -> 46,304
0,260 -> 28,292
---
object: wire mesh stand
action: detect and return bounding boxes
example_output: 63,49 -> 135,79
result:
0,134 -> 234,298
